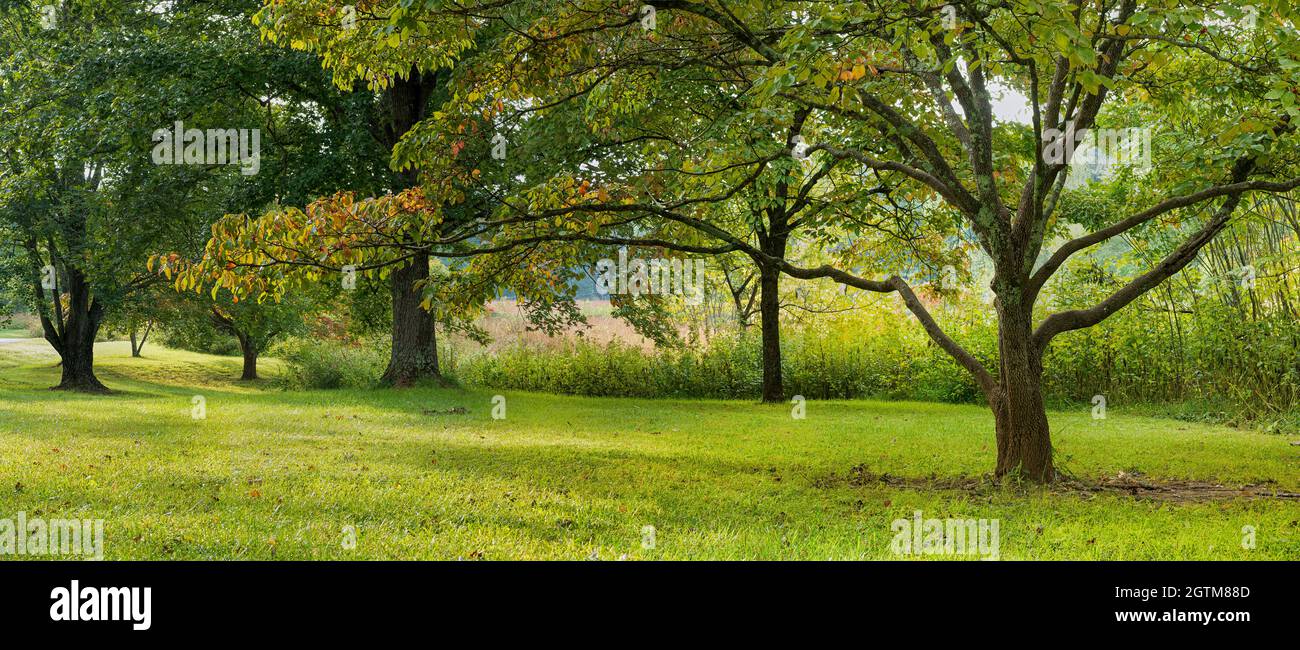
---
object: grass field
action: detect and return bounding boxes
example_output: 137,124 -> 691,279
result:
1,337 -> 1297,560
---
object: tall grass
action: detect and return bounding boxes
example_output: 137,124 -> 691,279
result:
450,309 -> 988,403
272,337 -> 389,389
449,300 -> 1299,432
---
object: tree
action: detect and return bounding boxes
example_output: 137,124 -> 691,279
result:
209,293 -> 314,380
158,1 -> 603,384
252,0 -> 487,385
190,0 -> 959,403
103,288 -> 162,357
756,0 -> 1300,482
367,1 -> 957,402
375,0 -> 1300,480
0,0 -> 386,390
0,1 -> 186,390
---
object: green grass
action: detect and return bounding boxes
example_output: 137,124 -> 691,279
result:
1,339 -> 1297,560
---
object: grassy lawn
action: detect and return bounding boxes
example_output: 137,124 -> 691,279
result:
1,338 -> 1297,560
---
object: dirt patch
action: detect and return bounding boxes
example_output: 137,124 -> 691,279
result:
422,407 -> 468,415
1055,472 -> 1300,502
820,464 -> 1300,502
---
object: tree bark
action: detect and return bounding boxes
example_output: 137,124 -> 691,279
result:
50,268 -> 109,393
380,253 -> 440,386
376,69 -> 441,386
237,333 -> 259,381
129,321 -> 151,358
758,265 -> 784,403
991,302 -> 1054,482
57,328 -> 106,392
721,263 -> 757,329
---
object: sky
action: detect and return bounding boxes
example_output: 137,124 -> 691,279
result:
991,84 -> 1033,124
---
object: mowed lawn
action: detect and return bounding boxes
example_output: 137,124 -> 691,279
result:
1,338 -> 1297,560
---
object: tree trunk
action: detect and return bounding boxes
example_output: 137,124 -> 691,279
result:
380,253 -> 440,386
51,269 -> 108,393
57,330 -> 106,392
377,69 -> 441,387
237,334 -> 259,381
758,265 -> 784,403
991,306 -> 1054,482
129,321 -> 152,358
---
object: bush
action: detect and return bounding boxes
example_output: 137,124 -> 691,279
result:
157,326 -> 241,356
273,337 -> 389,390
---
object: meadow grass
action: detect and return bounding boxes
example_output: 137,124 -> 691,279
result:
1,338 -> 1297,560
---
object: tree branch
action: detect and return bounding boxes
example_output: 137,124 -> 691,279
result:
1034,191 -> 1250,350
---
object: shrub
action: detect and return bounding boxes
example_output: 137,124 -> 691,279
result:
273,337 -> 389,390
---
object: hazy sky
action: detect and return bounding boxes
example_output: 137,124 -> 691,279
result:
991,84 -> 1033,124
943,77 -> 1033,124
